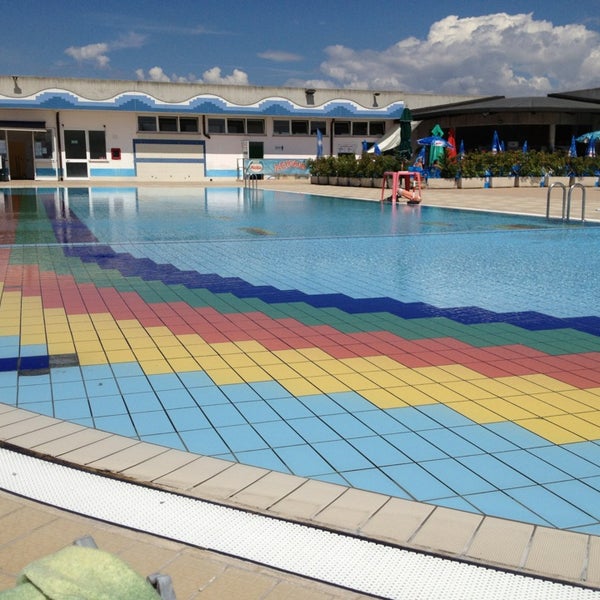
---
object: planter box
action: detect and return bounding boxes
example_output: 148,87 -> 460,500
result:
328,176 -> 339,186
360,177 -> 374,187
349,177 -> 362,187
337,176 -> 349,186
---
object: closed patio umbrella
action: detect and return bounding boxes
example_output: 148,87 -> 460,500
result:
428,124 -> 445,165
398,107 -> 412,160
568,135 -> 577,158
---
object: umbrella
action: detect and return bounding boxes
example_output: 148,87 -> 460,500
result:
459,139 -> 465,158
316,129 -> 323,158
413,146 -> 426,166
522,141 -> 528,153
446,129 -> 457,160
491,130 -> 501,154
374,144 -> 382,156
362,140 -> 369,153
428,124 -> 445,165
587,139 -> 596,158
568,135 -> 577,158
576,130 -> 600,143
398,107 -> 412,160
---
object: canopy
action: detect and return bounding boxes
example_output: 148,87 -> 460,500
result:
367,125 -> 400,152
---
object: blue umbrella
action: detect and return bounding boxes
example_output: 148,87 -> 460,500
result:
491,130 -> 500,154
587,139 -> 596,158
568,135 -> 577,158
459,139 -> 465,158
417,136 -> 454,148
316,129 -> 323,158
362,140 -> 369,153
374,144 -> 381,156
413,146 -> 426,166
576,130 -> 600,143
522,141 -> 528,153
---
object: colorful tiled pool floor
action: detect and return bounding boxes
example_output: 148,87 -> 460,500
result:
1,187 -> 600,535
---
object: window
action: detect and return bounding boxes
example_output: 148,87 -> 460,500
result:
274,119 -> 323,135
227,119 -> 245,134
273,120 -> 290,135
158,116 -> 178,132
247,119 -> 265,134
207,118 -> 226,134
310,121 -> 326,136
334,121 -> 350,135
179,117 -> 199,132
291,121 -> 309,135
138,116 -> 157,131
352,122 -> 368,136
34,130 -> 53,159
89,130 -> 107,160
370,121 -> 385,136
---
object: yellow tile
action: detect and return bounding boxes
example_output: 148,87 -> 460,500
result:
547,414 -> 600,441
364,355 -> 405,370
196,355 -> 230,370
273,349 -> 310,363
509,394 -> 563,417
0,326 -> 19,336
362,370 -> 407,388
361,388 -> 407,409
90,312 -> 113,322
392,369 -> 435,386
234,365 -> 271,383
205,367 -> 244,385
415,383 -> 466,403
522,374 -> 576,392
224,353 -> 257,368
167,357 -> 201,372
211,342 -> 243,355
578,411 -> 600,427
48,342 -> 76,354
146,326 -> 172,337
101,338 -> 131,351
450,401 -> 503,424
415,366 -> 460,383
516,418 -> 584,444
439,364 -> 484,380
495,376 -> 548,394
117,319 -> 144,329
290,362 -> 329,378
477,398 -> 536,420
20,334 -> 47,345
133,347 -> 164,361
335,372 -> 379,390
531,392 -> 592,414
339,357 -> 379,372
177,333 -> 204,345
105,349 -> 137,363
314,359 -> 355,375
128,337 -> 156,350
261,363 -> 299,379
310,375 -> 350,394
188,343 -> 219,357
281,378 -> 321,396
160,345 -> 191,359
119,326 -> 150,338
140,359 -> 173,375
153,335 -> 180,348
562,389 -> 600,410
78,351 -> 108,366
444,380 -> 494,401
388,386 -> 437,406
296,347 -> 332,361
72,330 -> 100,342
471,378 -> 523,397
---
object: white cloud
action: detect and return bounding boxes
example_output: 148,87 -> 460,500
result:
258,50 -> 303,62
314,13 -> 600,95
65,33 -> 145,69
136,66 -> 250,85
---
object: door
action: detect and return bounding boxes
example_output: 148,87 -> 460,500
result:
64,130 -> 88,178
7,131 -> 35,180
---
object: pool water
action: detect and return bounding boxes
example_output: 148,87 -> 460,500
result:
2,186 -> 600,534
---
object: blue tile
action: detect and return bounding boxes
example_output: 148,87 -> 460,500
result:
141,432 -> 186,450
117,376 -> 154,394
506,485 -> 595,529
52,380 -> 87,401
18,373 -> 50,386
546,480 -> 600,520
17,383 -> 52,404
235,448 -> 291,472
383,463 -> 455,501
156,388 -> 195,409
252,420 -> 304,448
386,406 -> 442,431
329,391 -> 376,413
495,449 -> 571,484
202,403 -> 246,427
20,344 -> 48,357
50,367 -> 83,384
179,428 -> 232,456
434,496 -> 481,514
424,428 -> 483,457
54,399 -> 92,420
148,373 -> 184,391
123,391 -> 162,413
383,431 -> 447,461
353,409 -> 408,435
422,458 -> 495,495
266,397 -> 313,419
0,371 -> 18,387
178,370 -> 214,388
217,424 -> 268,453
235,400 -> 280,424
564,441 -> 600,464
342,468 -> 411,498
288,416 -> 340,443
249,380 -> 290,400
0,336 -> 19,348
485,422 -> 551,449
88,394 -> 128,417
465,490 -> 551,525
81,364 -> 114,380
168,406 -> 211,431
530,445 -> 600,479
321,413 -> 375,438
313,439 -> 373,471
130,410 -> 176,436
0,389 -> 16,405
275,444 -> 336,477
94,414 -> 137,437
222,382 -> 261,403
21,401 -> 53,416
85,377 -> 120,398
452,424 -> 518,453
189,386 -> 230,406
417,404 -> 475,428
111,362 -> 145,378
458,454 -> 533,489
348,436 -> 410,466
299,394 -> 346,416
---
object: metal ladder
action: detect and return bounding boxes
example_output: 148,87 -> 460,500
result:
243,161 -> 259,190
546,181 -> 586,222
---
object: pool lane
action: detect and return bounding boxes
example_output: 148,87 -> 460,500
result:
1,188 -> 600,535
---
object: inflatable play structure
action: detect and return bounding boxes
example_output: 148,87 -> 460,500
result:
380,171 -> 423,204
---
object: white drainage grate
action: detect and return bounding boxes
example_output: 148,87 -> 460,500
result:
0,448 -> 598,600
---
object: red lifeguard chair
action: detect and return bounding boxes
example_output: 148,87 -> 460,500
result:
380,171 -> 423,204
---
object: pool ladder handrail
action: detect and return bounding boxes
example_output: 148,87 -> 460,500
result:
546,181 -> 586,222
243,161 -> 260,189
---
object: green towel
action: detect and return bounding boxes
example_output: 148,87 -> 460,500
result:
0,546 -> 160,600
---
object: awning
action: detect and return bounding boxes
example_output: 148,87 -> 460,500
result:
368,122 -> 420,152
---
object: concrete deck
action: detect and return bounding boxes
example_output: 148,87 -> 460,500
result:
1,179 -> 599,598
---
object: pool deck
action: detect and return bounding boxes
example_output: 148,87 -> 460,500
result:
1,179 -> 600,598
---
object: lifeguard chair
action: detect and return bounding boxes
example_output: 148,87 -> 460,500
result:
380,171 -> 423,204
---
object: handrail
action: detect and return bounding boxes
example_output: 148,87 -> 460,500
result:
244,160 -> 259,189
566,183 -> 586,222
546,182 -> 566,219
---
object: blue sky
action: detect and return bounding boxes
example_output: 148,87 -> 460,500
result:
3,1 -> 600,95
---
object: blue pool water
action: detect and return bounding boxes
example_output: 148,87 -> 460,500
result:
61,186 -> 599,319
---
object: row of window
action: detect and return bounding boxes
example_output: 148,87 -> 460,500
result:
137,116 -> 386,137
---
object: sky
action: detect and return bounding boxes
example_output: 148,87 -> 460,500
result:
3,0 -> 600,96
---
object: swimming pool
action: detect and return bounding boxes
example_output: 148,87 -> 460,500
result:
2,186 -> 600,535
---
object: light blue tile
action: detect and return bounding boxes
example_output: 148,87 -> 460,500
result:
148,373 -> 184,391
168,406 -> 211,431
353,409 -> 408,435
249,380 -> 290,400
141,432 -> 186,450
18,373 -> 50,386
94,414 -> 137,437
0,336 -> 19,348
321,413 -> 375,438
349,436 -> 410,466
156,388 -> 195,409
20,344 -> 48,357
178,370 -> 214,388
202,403 -> 246,427
0,388 -> 17,405
417,404 -> 475,428
20,401 -> 53,416
422,458 -> 495,495
235,400 -> 280,424
485,422 -> 552,449
312,439 -> 372,471
386,406 -> 441,431
564,441 -> 600,465
329,391 -> 375,413
89,394 -> 127,417
266,397 -> 312,419
218,424 -> 267,453
342,468 -> 410,498
546,480 -> 600,520
434,496 -> 481,514
465,490 -> 551,526
288,416 -> 340,443
300,394 -> 346,416
0,371 -> 18,387
253,420 -> 304,448
458,454 -> 533,489
52,380 -> 86,401
123,391 -> 162,413
495,449 -> 570,484
275,444 -> 336,477
17,383 -> 51,404
222,382 -> 261,403
384,431 -> 447,461
117,375 -> 154,394
111,362 -> 145,378
85,377 -> 120,398
54,399 -> 92,420
235,448 -> 290,472
189,386 -> 230,406
130,410 -> 176,436
424,428 -> 483,457
179,428 -> 230,456
452,424 -> 518,453
383,463 -> 455,501
530,446 -> 600,479
50,367 -> 83,384
81,364 -> 114,380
